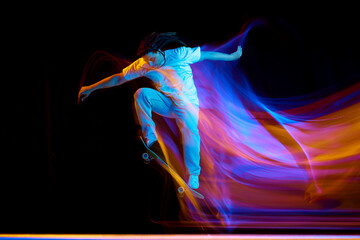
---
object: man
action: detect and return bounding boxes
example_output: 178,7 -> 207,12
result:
78,32 -> 242,189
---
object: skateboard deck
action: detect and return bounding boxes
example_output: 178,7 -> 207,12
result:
140,137 -> 204,199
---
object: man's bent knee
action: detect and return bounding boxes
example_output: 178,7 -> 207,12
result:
134,88 -> 153,104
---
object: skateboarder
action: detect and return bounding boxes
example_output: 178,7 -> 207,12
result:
78,32 -> 242,189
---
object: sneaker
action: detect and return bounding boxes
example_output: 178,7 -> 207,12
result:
188,175 -> 199,189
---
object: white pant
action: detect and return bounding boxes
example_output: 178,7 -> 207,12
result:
134,88 -> 201,176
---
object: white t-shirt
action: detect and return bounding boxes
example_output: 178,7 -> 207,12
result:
122,46 -> 201,106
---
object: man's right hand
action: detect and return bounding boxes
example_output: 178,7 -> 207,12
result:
78,86 -> 92,104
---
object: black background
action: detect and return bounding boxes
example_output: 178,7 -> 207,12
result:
3,3 -> 360,234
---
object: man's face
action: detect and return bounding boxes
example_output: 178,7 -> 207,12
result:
144,51 -> 162,66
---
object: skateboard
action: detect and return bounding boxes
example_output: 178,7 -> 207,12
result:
140,137 -> 204,199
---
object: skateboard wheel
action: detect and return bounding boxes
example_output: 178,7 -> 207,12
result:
142,153 -> 149,160
178,187 -> 185,194
142,153 -> 151,164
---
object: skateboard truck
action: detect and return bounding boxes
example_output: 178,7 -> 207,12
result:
142,152 -> 151,164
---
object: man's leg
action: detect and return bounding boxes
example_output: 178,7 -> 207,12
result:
134,88 -> 174,146
175,104 -> 201,188
134,89 -> 201,189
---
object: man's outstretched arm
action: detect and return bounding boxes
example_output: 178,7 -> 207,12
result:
78,72 -> 127,104
199,46 -> 242,62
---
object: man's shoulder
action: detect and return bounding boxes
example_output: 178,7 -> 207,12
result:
165,46 -> 201,65
165,46 -> 187,55
128,57 -> 152,71
122,57 -> 152,80
132,57 -> 147,67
